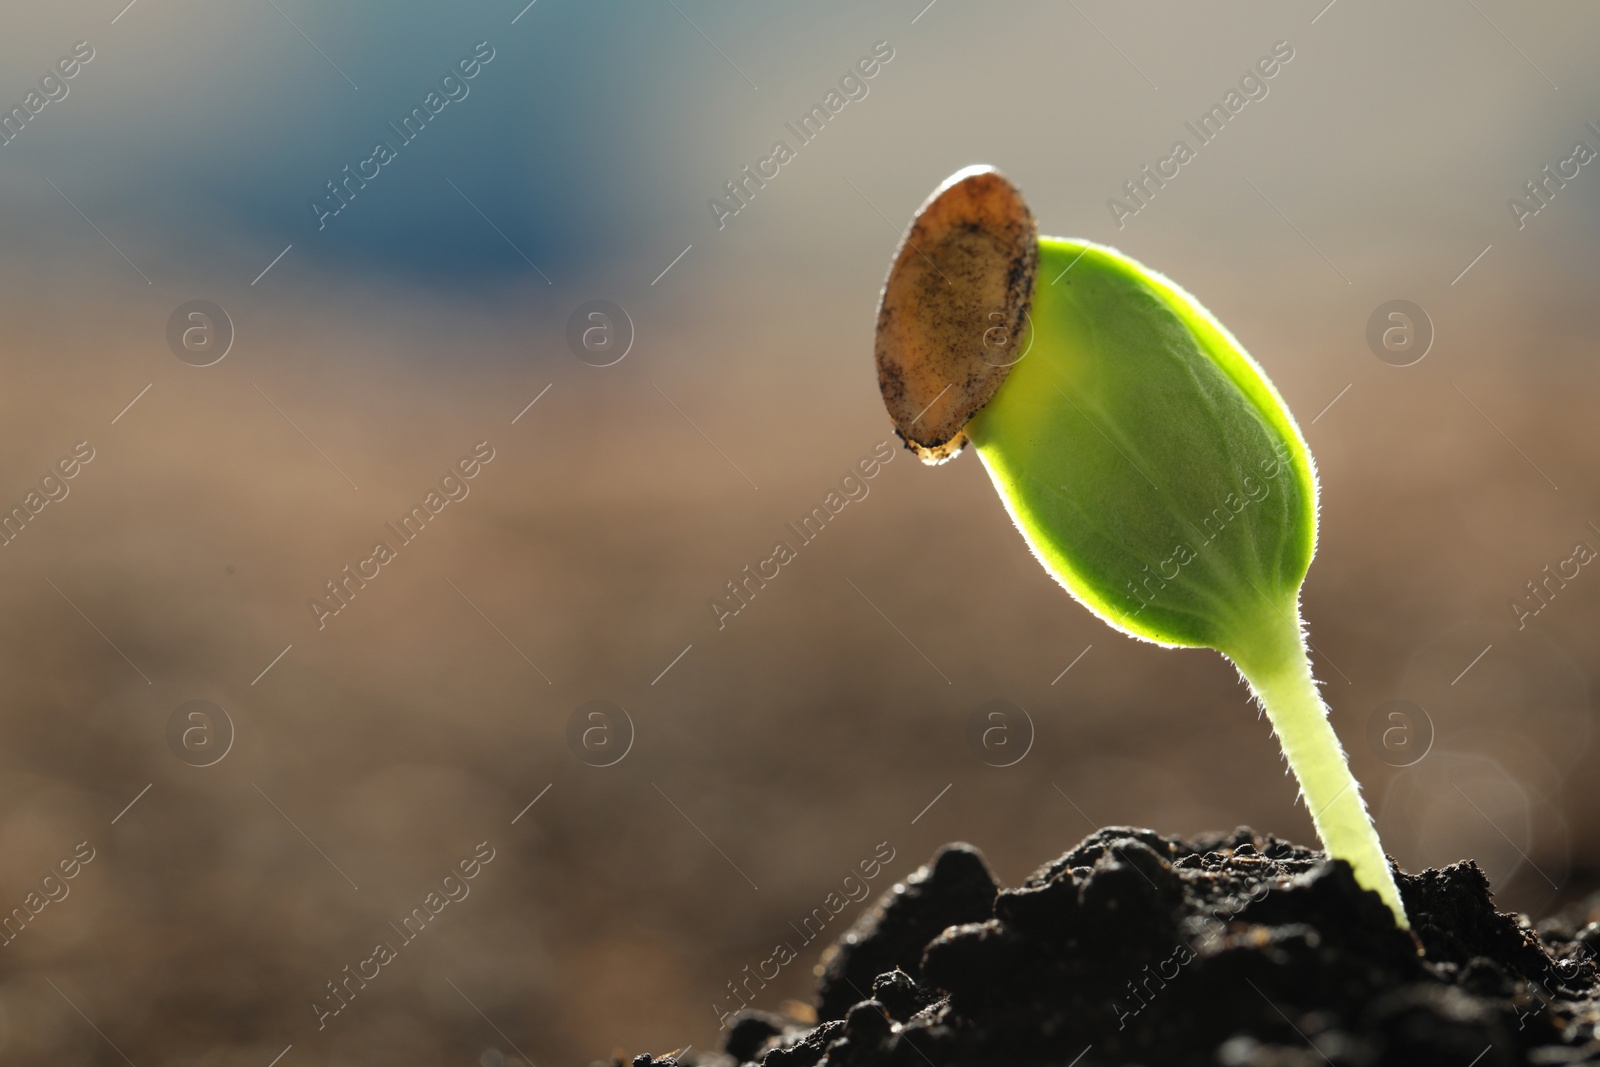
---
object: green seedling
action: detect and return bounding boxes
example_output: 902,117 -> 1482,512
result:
874,166 -> 1408,928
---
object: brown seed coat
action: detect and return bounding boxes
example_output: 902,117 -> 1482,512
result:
873,166 -> 1038,464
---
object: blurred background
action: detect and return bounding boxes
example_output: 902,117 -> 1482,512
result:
1,0 -> 1598,1063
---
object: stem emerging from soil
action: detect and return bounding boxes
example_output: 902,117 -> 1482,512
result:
1228,609 -> 1410,929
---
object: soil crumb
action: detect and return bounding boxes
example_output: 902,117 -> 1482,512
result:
623,827 -> 1600,1067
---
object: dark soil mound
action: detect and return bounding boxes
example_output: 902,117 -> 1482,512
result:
632,827 -> 1600,1067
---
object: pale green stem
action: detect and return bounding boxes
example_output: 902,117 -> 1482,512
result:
1228,609 -> 1410,929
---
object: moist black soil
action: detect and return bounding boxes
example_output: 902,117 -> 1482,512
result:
628,827 -> 1600,1067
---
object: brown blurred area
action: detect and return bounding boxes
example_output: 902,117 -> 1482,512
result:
2,0 -> 1599,1063
1,243 -> 1597,1064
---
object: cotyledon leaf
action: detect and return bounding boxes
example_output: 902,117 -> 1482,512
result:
967,236 -> 1316,654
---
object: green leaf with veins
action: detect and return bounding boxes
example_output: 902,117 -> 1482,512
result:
967,238 -> 1316,654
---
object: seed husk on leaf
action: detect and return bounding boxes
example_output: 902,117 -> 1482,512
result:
874,165 -> 1038,464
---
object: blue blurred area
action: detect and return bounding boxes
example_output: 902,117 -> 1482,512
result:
1,0 -> 848,284
7,0 -> 1598,296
